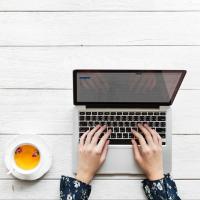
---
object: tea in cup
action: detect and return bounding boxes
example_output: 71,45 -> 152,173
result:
4,135 -> 52,180
14,144 -> 40,171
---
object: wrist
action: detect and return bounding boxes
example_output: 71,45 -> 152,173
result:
76,172 -> 93,184
146,171 -> 164,181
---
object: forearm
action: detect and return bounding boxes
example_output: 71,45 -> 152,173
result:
142,174 -> 181,200
60,176 -> 91,200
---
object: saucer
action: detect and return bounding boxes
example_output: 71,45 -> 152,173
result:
4,134 -> 52,180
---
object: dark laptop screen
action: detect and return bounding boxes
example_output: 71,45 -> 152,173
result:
74,70 -> 186,105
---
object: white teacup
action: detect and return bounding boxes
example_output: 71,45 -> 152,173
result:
4,135 -> 52,180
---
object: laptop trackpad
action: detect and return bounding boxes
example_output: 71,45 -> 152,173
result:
97,146 -> 142,174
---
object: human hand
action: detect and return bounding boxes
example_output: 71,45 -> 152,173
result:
131,123 -> 164,181
76,125 -> 111,184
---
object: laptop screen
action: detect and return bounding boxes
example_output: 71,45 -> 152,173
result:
73,70 -> 186,106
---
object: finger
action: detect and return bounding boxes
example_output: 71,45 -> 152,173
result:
138,123 -> 153,145
132,129 -> 147,147
157,134 -> 162,146
131,139 -> 142,162
100,140 -> 110,162
144,124 -> 159,144
91,125 -> 107,145
97,130 -> 111,153
85,125 -> 101,145
80,130 -> 90,147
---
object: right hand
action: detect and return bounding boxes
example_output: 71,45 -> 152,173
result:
131,123 -> 164,181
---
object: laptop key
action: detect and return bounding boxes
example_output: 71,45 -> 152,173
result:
160,134 -> 166,138
98,112 -> 103,115
124,122 -> 129,127
114,127 -> 119,132
146,116 -> 150,121
151,116 -> 157,121
86,116 -> 91,121
111,112 -> 116,115
156,128 -> 166,133
111,133 -> 116,138
126,127 -> 131,132
80,122 -> 87,126
92,112 -> 97,115
86,112 -> 91,115
94,121 -> 99,125
158,116 -> 166,121
79,116 -> 84,121
128,116 -> 132,121
142,112 -> 147,115
92,116 -> 96,121
154,122 -> 159,127
119,122 -> 123,126
116,116 -> 121,121
79,112 -> 85,115
79,127 -> 88,132
109,139 -> 132,145
128,133 -> 133,138
110,116 -> 114,121
135,112 -> 141,115
123,133 -> 129,138
131,122 -> 135,127
117,133 -> 122,138
120,127 -> 125,132
134,116 -> 138,121
161,122 -> 166,127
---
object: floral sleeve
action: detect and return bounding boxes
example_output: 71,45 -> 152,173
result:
60,176 -> 91,200
142,174 -> 181,200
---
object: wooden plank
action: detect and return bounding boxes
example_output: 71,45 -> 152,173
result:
0,46 -> 198,89
0,134 -> 199,179
1,0 -> 200,11
0,179 -> 199,199
0,89 -> 198,134
0,12 -> 200,45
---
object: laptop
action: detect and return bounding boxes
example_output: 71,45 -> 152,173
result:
72,69 -> 186,174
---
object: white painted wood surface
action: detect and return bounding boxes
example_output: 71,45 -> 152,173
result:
0,0 -> 199,199
1,12 -> 200,46
1,0 -> 200,11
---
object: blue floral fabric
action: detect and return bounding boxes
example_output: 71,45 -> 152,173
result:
60,174 -> 181,200
142,174 -> 181,200
60,176 -> 91,200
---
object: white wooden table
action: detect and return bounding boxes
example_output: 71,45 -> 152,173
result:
0,1 -> 200,199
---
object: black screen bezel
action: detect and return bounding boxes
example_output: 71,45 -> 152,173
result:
73,69 -> 186,108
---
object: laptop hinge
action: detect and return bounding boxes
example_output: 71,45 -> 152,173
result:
85,104 -> 160,109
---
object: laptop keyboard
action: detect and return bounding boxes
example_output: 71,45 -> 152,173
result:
79,111 -> 166,145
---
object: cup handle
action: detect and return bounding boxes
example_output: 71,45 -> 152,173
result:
7,169 -> 13,175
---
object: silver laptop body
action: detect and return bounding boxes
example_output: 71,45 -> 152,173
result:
72,69 -> 186,174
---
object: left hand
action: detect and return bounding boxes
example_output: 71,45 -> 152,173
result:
76,125 -> 111,184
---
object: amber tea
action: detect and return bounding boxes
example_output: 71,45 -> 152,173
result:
14,144 -> 40,170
